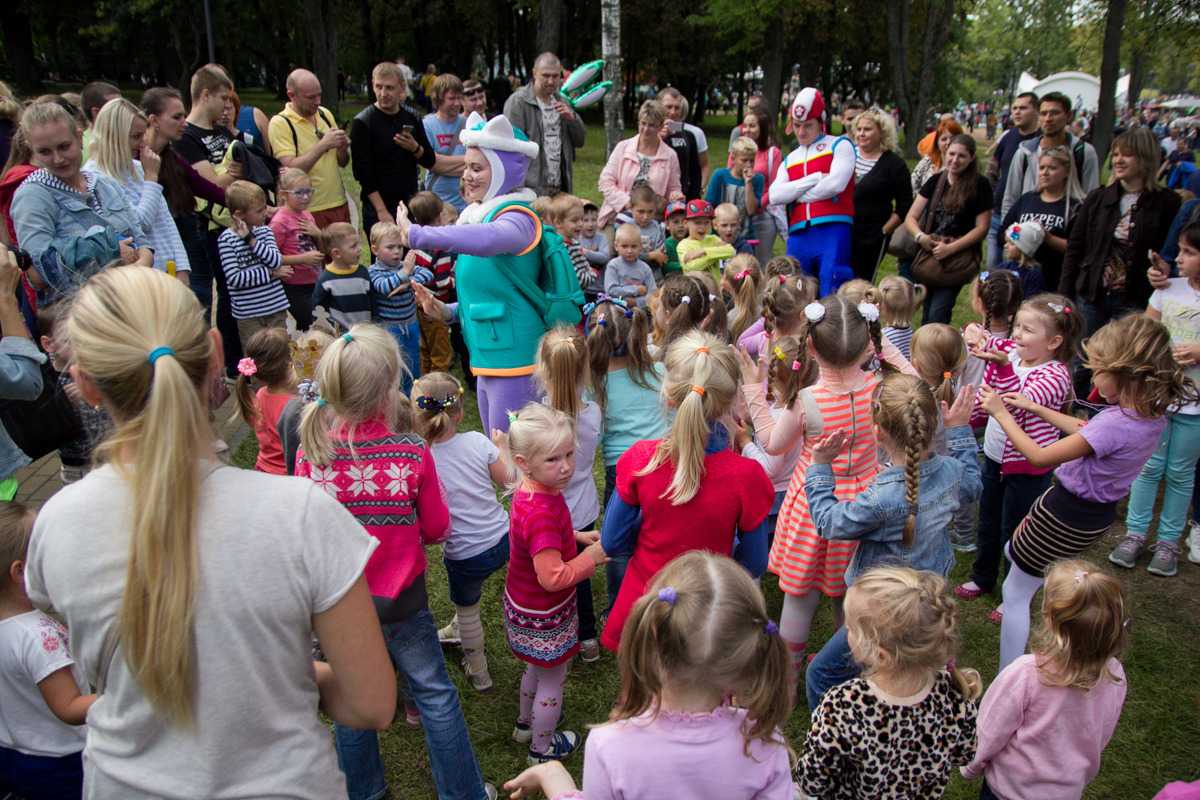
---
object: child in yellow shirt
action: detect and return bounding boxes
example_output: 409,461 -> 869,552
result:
677,199 -> 735,282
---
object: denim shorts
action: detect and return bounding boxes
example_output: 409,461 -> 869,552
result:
443,534 -> 509,606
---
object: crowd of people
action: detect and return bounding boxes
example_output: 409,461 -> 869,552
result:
0,56 -> 1198,800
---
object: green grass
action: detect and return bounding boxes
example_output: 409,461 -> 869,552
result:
225,118 -> 1200,798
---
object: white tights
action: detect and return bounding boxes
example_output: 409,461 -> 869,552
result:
999,560 -> 1044,672
779,591 -> 844,690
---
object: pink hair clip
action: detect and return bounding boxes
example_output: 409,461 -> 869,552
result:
1073,570 -> 1089,585
237,357 -> 257,377
791,360 -> 802,371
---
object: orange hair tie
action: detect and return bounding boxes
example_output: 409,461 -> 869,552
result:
943,372 -> 952,379
696,347 -> 709,354
691,385 -> 706,396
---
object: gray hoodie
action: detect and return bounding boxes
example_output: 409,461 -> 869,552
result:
1001,132 -> 1099,220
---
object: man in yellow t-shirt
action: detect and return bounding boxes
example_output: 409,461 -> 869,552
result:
269,69 -> 352,228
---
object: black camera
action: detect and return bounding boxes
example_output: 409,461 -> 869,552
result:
4,245 -> 32,272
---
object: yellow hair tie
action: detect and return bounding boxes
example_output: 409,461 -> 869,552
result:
774,347 -> 786,361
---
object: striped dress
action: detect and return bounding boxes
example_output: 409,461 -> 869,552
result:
769,375 -> 880,596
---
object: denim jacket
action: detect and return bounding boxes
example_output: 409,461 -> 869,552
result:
805,424 -> 982,587
0,337 -> 48,480
11,170 -> 148,292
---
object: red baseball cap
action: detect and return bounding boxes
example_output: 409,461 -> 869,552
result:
685,199 -> 714,219
664,201 -> 687,221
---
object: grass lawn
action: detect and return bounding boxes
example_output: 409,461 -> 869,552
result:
226,113 -> 1200,798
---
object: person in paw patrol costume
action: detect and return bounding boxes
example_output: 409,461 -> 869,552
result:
399,112 -> 546,433
769,87 -> 856,297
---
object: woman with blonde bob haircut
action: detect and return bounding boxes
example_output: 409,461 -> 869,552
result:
86,97 -> 190,278
22,268 -> 394,798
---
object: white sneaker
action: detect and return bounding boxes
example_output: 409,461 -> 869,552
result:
1188,520 -> 1200,564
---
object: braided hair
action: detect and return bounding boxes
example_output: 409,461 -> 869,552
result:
871,374 -> 939,546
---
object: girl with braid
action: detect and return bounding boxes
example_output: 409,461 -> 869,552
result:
802,374 -> 982,709
961,270 -> 1024,402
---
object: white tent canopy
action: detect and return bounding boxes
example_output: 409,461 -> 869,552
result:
1158,97 -> 1200,109
1015,71 -> 1130,112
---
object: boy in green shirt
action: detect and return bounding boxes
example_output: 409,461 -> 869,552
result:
676,199 -> 735,282
663,201 -> 687,276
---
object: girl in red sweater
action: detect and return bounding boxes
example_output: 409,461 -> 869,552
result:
500,402 -> 608,766
296,324 -> 495,800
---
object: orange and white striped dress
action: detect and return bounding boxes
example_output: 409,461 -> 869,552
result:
768,375 -> 881,597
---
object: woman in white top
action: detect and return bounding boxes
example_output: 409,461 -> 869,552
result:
84,97 -> 190,281
24,267 -> 394,799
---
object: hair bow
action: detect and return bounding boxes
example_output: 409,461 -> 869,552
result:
416,394 -> 457,412
857,302 -> 880,323
237,357 -> 257,377
298,380 -> 320,404
804,302 -> 825,322
734,269 -> 752,280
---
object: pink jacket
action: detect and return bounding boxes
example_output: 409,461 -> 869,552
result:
597,138 -> 682,226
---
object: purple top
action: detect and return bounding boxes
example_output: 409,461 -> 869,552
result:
174,152 -> 226,207
1155,783 -> 1200,800
1055,405 -> 1166,503
409,212 -> 537,258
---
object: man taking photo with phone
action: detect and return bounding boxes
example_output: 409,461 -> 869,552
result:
351,62 -> 439,234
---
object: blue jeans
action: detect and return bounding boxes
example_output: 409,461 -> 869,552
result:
576,519 -> 598,641
979,779 -> 1003,800
1126,414 -> 1200,543
334,606 -> 487,800
444,535 -> 509,606
805,625 -> 857,710
985,211 -> 1003,269
785,223 -> 854,298
1074,292 -> 1138,406
385,321 -> 421,396
0,745 -> 83,800
177,215 -> 213,312
921,285 -> 963,325
971,458 -> 1050,592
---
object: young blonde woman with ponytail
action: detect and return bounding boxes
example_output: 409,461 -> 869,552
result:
599,330 -> 775,653
22,267 -> 394,799
802,373 -> 982,709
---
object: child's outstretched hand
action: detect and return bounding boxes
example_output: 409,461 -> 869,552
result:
977,384 -> 1007,417
394,201 -> 412,247
971,343 -> 1010,366
412,282 -> 447,322
941,383 -> 975,428
811,430 -> 847,464
734,344 -> 765,388
584,540 -> 610,565
503,761 -> 577,800
962,322 -> 988,350
999,391 -> 1035,412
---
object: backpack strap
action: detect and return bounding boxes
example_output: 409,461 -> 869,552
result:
799,387 -> 824,440
283,109 -> 336,154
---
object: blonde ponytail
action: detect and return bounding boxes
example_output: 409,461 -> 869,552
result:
67,268 -> 212,725
638,331 -> 739,504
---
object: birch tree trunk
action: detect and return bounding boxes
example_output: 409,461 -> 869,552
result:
601,0 -> 623,158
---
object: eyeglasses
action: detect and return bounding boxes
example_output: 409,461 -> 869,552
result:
462,88 -> 485,98
285,189 -> 315,198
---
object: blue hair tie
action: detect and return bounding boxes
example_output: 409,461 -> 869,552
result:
342,333 -> 353,343
148,346 -> 174,364
657,587 -> 677,605
317,398 -> 327,408
764,620 -> 779,636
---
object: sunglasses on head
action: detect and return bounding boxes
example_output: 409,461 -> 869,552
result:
463,88 -> 485,98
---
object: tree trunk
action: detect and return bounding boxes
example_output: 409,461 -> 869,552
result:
760,15 -> 785,119
601,0 -> 623,157
306,0 -> 340,115
887,0 -> 957,160
537,0 -> 563,55
1127,48 -> 1147,114
1093,0 -> 1127,166
357,0 -> 379,86
0,3 -> 42,95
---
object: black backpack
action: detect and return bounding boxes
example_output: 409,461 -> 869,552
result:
230,140 -> 283,204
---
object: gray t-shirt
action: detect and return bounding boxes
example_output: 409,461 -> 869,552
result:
26,464 -> 377,800
537,96 -> 563,190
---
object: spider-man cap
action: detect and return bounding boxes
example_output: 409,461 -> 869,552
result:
685,199 -> 714,219
786,87 -> 826,134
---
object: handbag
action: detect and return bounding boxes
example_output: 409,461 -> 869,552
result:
0,360 -> 84,462
911,173 -> 980,288
888,227 -> 919,260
